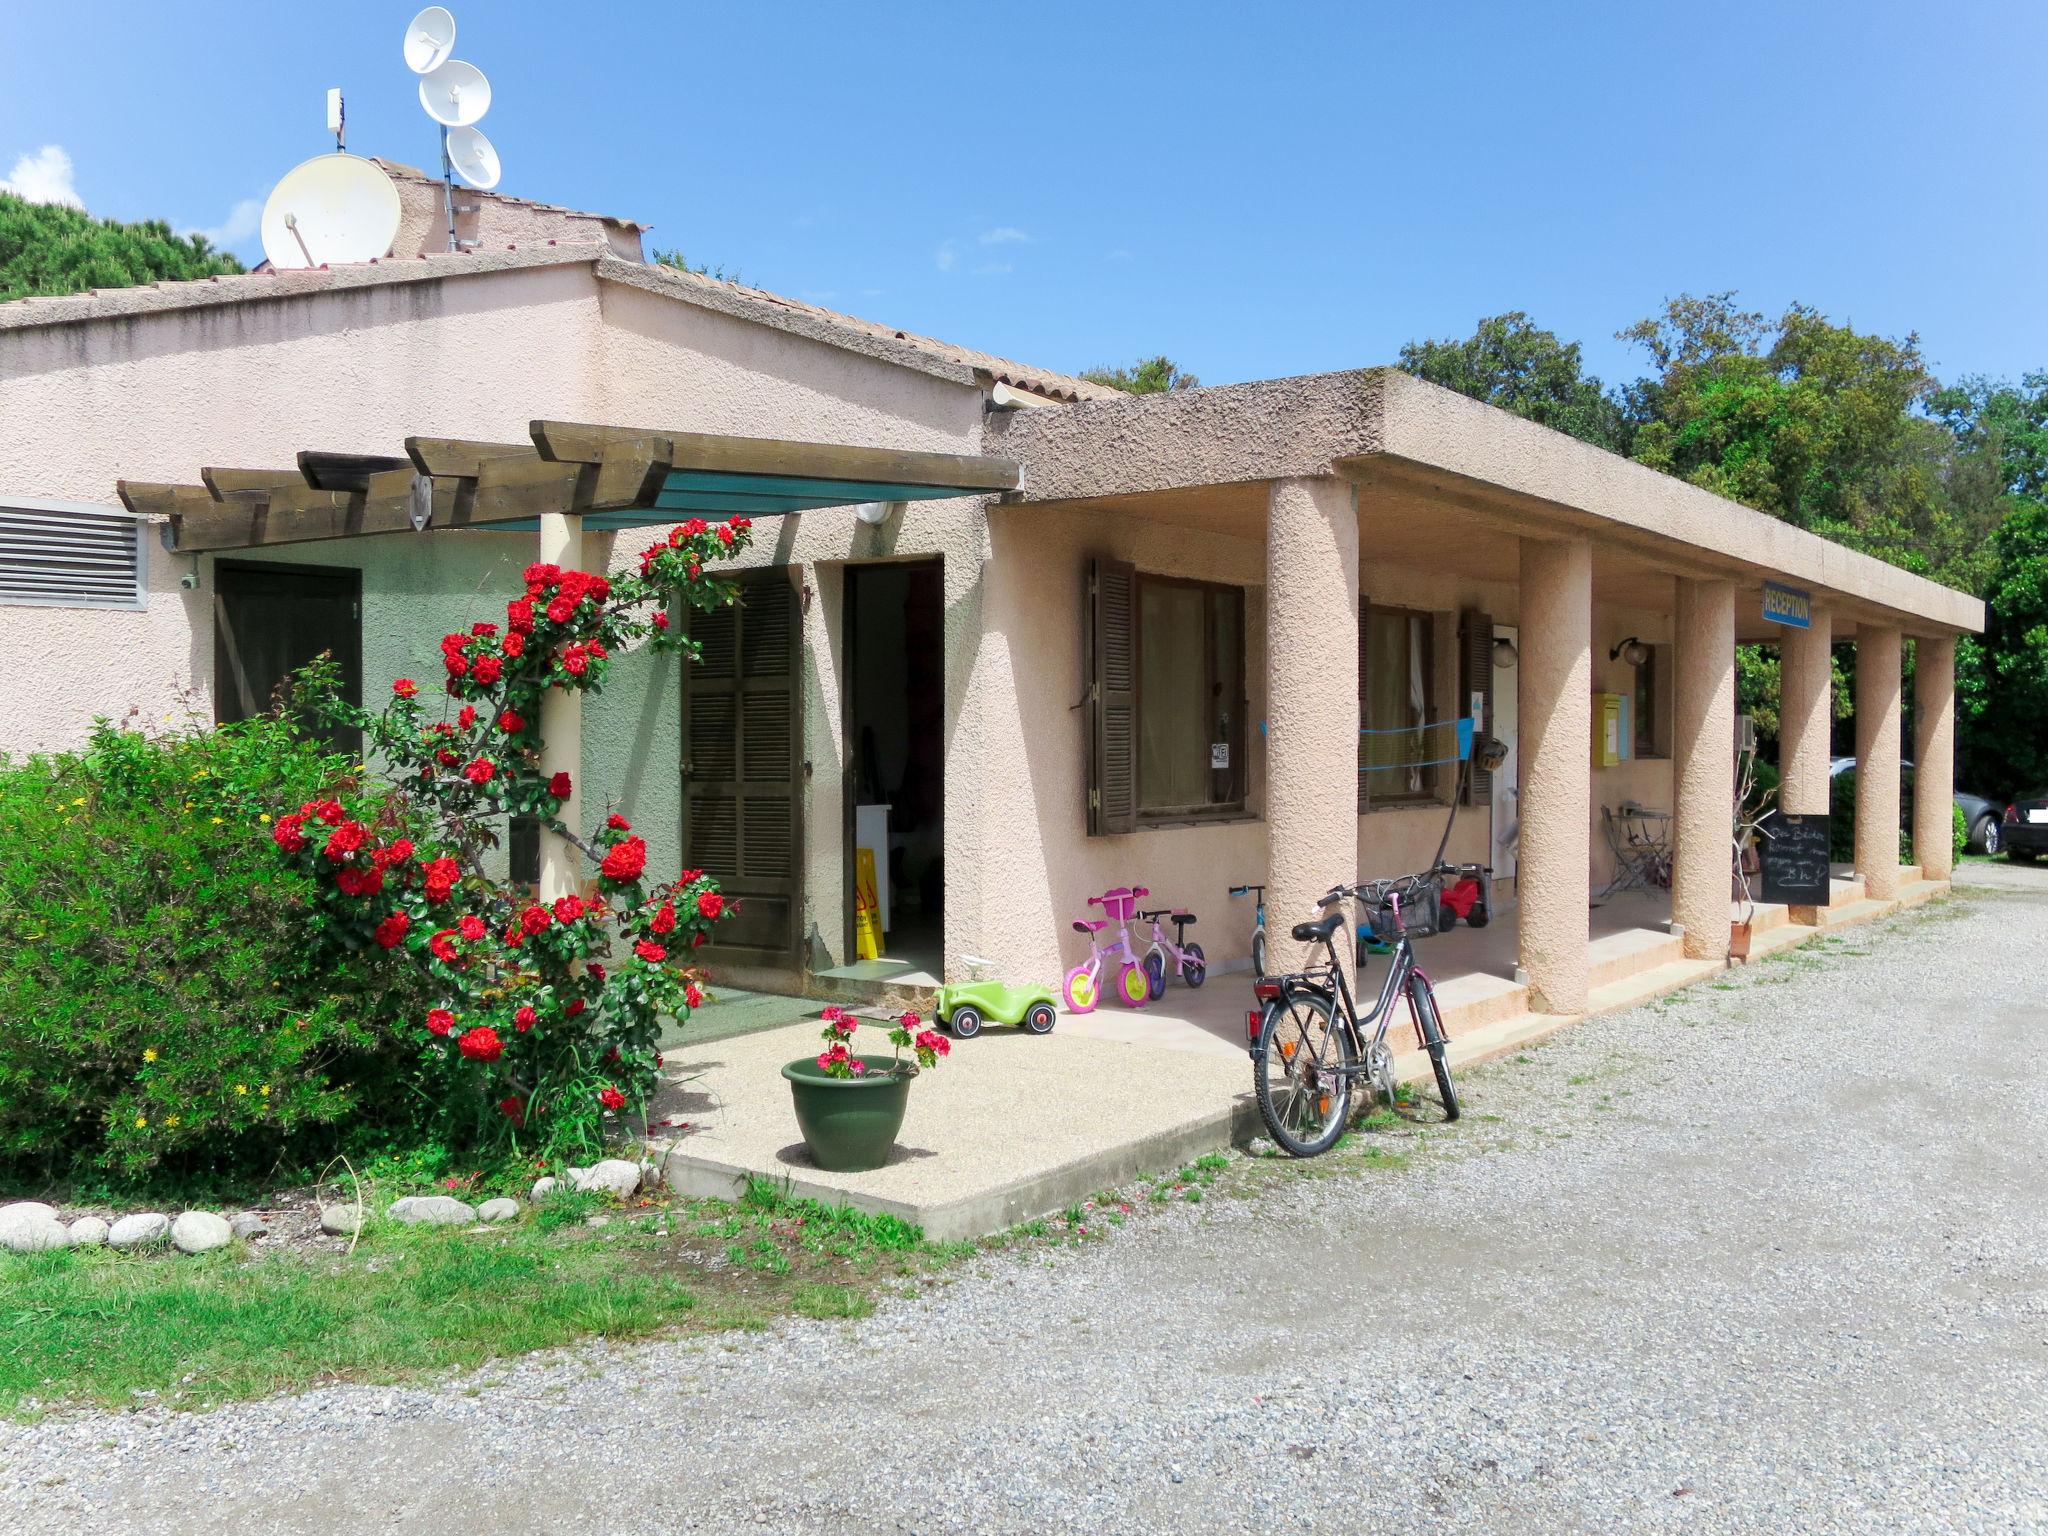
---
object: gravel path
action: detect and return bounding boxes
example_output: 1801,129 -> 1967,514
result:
6,879 -> 2046,1534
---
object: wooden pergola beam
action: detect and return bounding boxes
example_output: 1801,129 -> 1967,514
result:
532,419 -> 1020,494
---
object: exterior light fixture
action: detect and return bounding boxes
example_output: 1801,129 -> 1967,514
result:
1492,636 -> 1518,668
1609,636 -> 1650,667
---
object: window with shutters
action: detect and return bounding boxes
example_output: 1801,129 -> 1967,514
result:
0,500 -> 146,609
1085,559 -> 1246,833
1359,606 -> 1437,805
1633,644 -> 1670,758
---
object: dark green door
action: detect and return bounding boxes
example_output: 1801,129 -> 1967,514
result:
213,561 -> 362,756
682,571 -> 801,962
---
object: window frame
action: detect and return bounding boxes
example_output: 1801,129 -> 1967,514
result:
1133,571 -> 1248,824
1632,643 -> 1671,760
1359,602 -> 1442,809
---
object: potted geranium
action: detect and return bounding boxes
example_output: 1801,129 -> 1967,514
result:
781,1006 -> 948,1171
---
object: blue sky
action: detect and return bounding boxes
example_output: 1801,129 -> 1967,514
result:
4,1 -> 2043,391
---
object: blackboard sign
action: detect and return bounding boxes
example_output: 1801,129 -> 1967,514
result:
1759,813 -> 1831,905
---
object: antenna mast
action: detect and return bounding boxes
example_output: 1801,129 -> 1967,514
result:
406,8 -> 500,254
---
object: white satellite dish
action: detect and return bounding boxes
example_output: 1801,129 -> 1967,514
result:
418,59 -> 491,127
444,125 -> 501,191
403,7 -> 457,75
258,154 -> 401,270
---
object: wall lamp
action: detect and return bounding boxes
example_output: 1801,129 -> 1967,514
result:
1609,636 -> 1650,667
1492,636 -> 1518,668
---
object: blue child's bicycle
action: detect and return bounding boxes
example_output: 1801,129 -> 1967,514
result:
1229,883 -> 1268,979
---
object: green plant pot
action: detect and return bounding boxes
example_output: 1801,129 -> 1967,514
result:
781,1055 -> 913,1172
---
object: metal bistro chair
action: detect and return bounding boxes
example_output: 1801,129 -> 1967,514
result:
1598,801 -> 1673,901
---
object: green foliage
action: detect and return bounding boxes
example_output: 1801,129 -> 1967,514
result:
1080,355 -> 1201,395
0,191 -> 243,302
1954,799 -> 1968,863
649,247 -> 744,284
1736,642 -> 1851,749
1398,311 -> 1634,453
0,718 -> 431,1180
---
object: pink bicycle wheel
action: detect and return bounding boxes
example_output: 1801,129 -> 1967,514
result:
1063,964 -> 1100,1014
1115,961 -> 1151,1009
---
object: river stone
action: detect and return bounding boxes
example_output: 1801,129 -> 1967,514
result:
387,1195 -> 476,1226
319,1203 -> 364,1236
229,1213 -> 269,1239
108,1213 -> 171,1250
67,1217 -> 110,1247
0,1205 -> 67,1253
171,1211 -> 233,1255
529,1176 -> 559,1202
476,1198 -> 519,1223
567,1160 -> 641,1198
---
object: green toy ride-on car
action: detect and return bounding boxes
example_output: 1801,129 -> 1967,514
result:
934,966 -> 1060,1040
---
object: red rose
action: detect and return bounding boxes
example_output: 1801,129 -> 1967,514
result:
373,911 -> 410,949
560,645 -> 590,677
696,890 -> 725,920
423,856 -> 460,902
463,757 -> 497,785
506,596 -> 534,633
336,866 -> 384,897
597,1085 -> 626,1112
501,631 -> 525,659
520,905 -> 551,937
323,820 -> 368,860
393,678 -> 419,699
685,982 -> 704,1009
271,814 -> 307,853
634,939 -> 667,963
565,998 -> 586,1018
717,524 -> 735,546
457,705 -> 477,729
308,799 -> 346,825
513,1005 -> 537,1032
546,595 -> 576,624
429,929 -> 460,963
651,612 -> 670,631
548,771 -> 572,799
470,655 -> 503,686
552,894 -> 585,923
731,516 -> 752,530
471,621 -> 498,638
458,914 -> 486,941
388,838 -> 414,862
679,868 -> 703,884
607,812 -> 631,832
650,902 -> 676,935
457,1026 -> 503,1062
587,963 -> 607,984
444,652 -> 469,678
498,1094 -> 526,1127
523,561 -> 560,590
426,1008 -> 455,1036
498,710 -> 525,733
435,749 -> 459,768
599,836 -> 647,882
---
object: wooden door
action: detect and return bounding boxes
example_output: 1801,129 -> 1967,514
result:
213,562 -> 362,755
682,572 -> 802,961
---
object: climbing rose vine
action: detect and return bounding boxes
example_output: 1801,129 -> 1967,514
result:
269,517 -> 754,1151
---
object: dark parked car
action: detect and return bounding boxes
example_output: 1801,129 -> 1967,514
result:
2001,794 -> 2048,862
1829,758 -> 2006,856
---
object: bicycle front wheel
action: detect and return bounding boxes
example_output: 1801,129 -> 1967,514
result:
1253,987 -> 1356,1157
1407,975 -> 1461,1122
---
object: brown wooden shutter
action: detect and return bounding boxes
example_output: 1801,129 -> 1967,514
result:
1460,609 -> 1494,807
1085,557 -> 1138,835
1357,598 -> 1372,813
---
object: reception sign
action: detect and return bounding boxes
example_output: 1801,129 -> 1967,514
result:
1762,581 -> 1812,629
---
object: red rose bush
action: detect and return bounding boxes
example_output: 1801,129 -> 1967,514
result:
271,517 -> 755,1152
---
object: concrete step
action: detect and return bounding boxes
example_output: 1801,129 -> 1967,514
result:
1586,955 -> 1723,1015
1895,878 -> 1948,909
1817,896 -> 1897,930
1588,925 -> 1683,989
1741,901 -> 1792,935
1898,864 -> 1923,885
1431,970 -> 1529,1034
1829,876 -> 1868,907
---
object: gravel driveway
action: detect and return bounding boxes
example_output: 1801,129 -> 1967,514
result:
7,876 -> 2046,1534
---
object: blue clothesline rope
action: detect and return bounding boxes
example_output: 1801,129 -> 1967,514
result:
1356,716 -> 1476,773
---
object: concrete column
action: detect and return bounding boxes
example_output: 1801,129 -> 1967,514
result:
1854,624 -> 1903,900
1671,579 -> 1737,959
1779,608 -> 1834,818
538,511 -> 583,902
1912,634 -> 1957,882
1516,536 -> 1592,1014
1264,477 -> 1359,971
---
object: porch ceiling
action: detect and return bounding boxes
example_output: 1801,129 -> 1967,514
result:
117,423 -> 1019,554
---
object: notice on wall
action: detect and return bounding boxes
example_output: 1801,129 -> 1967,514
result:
1758,812 -> 1831,905
1210,742 -> 1230,769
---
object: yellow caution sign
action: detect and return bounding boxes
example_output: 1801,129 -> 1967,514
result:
854,846 -> 882,962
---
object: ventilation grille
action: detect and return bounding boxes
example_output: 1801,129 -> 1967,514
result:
0,502 -> 145,609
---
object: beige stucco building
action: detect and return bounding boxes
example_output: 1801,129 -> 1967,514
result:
0,186 -> 1983,1029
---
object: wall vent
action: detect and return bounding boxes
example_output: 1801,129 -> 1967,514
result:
0,499 -> 147,610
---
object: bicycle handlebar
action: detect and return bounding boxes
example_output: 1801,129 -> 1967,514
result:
1227,884 -> 1265,897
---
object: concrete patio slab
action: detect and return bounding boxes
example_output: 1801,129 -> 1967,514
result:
652,1021 -> 1256,1242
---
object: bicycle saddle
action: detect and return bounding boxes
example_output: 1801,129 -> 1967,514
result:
1072,918 -> 1106,932
1290,909 -> 1345,945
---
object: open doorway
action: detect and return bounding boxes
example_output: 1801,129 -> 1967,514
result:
830,560 -> 944,983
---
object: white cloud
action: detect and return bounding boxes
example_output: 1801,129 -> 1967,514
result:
979,226 -> 1028,245
186,197 -> 262,249
0,144 -> 83,208
935,239 -> 959,271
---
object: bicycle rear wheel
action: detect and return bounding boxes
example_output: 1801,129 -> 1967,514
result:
1407,974 -> 1461,1122
1252,987 -> 1356,1157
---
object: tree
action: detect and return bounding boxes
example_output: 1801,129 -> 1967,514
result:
0,192 -> 242,301
1398,311 -> 1635,453
1080,356 -> 1201,395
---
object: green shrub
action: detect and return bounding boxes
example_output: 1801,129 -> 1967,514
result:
1830,769 -> 1856,862
0,717 -> 432,1181
1954,799 -> 1968,862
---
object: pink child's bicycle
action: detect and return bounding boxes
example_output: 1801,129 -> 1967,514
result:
1064,886 -> 1153,1012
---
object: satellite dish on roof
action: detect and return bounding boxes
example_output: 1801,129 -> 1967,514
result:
403,7 -> 457,75
258,153 -> 401,269
444,125 -> 501,190
418,59 -> 491,126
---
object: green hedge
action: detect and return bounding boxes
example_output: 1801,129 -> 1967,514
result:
1829,768 -> 1969,865
0,718 -> 432,1181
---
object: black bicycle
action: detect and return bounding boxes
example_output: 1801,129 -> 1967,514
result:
1248,876 -> 1460,1156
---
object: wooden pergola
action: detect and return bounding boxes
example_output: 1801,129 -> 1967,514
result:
119,420 -> 1018,901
